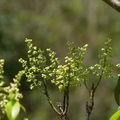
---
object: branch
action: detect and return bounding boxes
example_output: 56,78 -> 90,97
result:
103,0 -> 120,12
86,84 -> 95,120
42,78 -> 61,115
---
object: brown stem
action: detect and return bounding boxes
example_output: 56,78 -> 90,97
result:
86,84 -> 95,120
57,102 -> 69,120
61,115 -> 69,120
103,0 -> 120,12
42,78 -> 61,115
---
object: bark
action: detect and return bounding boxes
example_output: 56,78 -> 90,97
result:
103,0 -> 120,12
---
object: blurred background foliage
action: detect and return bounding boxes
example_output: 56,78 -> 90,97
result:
0,0 -> 120,120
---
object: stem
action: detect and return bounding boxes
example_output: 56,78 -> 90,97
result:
57,102 -> 69,120
94,49 -> 107,92
85,49 -> 108,119
103,0 -> 120,13
94,75 -> 102,92
64,66 -> 70,114
86,84 -> 95,120
42,78 -> 61,115
61,116 -> 69,120
63,84 -> 69,114
63,86 -> 69,115
63,90 -> 66,111
61,66 -> 70,120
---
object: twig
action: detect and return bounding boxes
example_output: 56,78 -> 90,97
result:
63,66 -> 71,114
103,0 -> 120,12
57,102 -> 69,120
86,84 -> 95,120
42,78 -> 61,115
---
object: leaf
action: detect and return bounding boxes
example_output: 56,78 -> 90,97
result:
109,109 -> 120,120
5,100 -> 20,120
114,77 -> 120,106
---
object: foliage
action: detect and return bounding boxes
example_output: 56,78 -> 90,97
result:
109,107 -> 120,120
19,39 -> 114,90
109,63 -> 120,120
0,1 -> 120,120
0,39 -> 120,120
19,39 -> 89,91
19,39 -> 90,119
84,39 -> 114,90
19,38 -> 115,120
0,59 -> 25,120
114,77 -> 120,106
109,76 -> 120,120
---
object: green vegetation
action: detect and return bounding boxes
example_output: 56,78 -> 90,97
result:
0,39 -> 120,120
0,1 -> 120,119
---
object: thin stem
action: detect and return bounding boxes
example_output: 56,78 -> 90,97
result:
85,49 -> 108,119
94,75 -> 102,92
42,78 -> 61,115
63,84 -> 69,114
86,84 -> 95,120
60,66 -> 70,120
64,66 -> 70,114
63,85 -> 69,114
63,89 -> 66,111
94,50 -> 107,92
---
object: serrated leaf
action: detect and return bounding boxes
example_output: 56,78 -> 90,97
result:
109,109 -> 120,120
5,100 -> 20,120
114,77 -> 120,106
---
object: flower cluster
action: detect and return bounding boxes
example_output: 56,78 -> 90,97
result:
116,63 -> 120,77
0,59 -> 5,109
94,39 -> 114,79
19,39 -> 115,92
19,39 -> 89,91
85,39 -> 114,82
51,42 -> 89,90
0,59 -> 4,80
19,39 -> 48,90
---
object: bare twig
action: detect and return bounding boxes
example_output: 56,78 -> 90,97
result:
57,102 -> 64,115
57,102 -> 69,120
103,0 -> 120,12
86,84 -> 95,120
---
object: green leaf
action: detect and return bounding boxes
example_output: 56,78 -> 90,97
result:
114,77 -> 120,106
109,108 -> 120,120
5,100 -> 20,120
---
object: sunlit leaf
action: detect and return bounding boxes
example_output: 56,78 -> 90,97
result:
109,108 -> 120,120
5,100 -> 20,120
